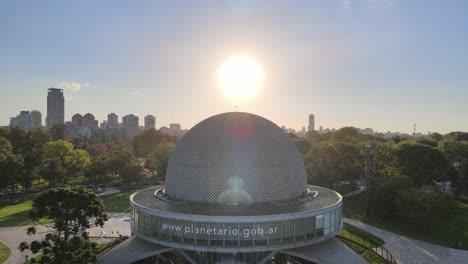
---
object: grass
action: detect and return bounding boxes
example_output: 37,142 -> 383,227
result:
100,188 -> 141,213
340,239 -> 387,264
343,192 -> 468,250
0,193 -> 44,227
339,223 -> 385,247
0,185 -> 107,228
0,241 -> 11,264
26,238 -> 124,263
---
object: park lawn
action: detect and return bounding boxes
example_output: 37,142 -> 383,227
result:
0,241 -> 11,264
0,185 -> 107,228
0,193 -> 39,227
100,188 -> 141,213
339,223 -> 385,247
340,239 -> 387,264
343,193 -> 468,249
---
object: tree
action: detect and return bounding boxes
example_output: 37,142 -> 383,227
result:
107,142 -> 136,177
304,144 -> 340,188
367,169 -> 410,217
0,137 -> 23,193
395,188 -> 454,230
85,144 -> 109,157
19,186 -> 107,264
39,160 -> 66,189
396,143 -> 451,186
120,162 -> 143,183
145,143 -> 175,178
438,139 -> 468,163
49,124 -> 68,140
293,138 -> 312,156
133,129 -> 177,157
42,140 -> 91,185
20,128 -> 51,190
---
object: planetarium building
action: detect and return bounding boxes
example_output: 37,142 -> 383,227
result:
102,112 -> 364,264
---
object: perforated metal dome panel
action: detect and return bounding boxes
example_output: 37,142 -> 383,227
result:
165,112 -> 307,205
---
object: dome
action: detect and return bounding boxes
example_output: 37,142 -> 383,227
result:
165,112 -> 307,205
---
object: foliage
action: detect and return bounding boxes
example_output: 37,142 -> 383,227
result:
120,162 -> 143,183
133,129 -> 177,158
344,193 -> 468,248
0,137 -> 23,192
395,188 -> 455,230
293,137 -> 312,155
40,140 -> 91,187
396,143 -> 452,185
19,186 -> 107,264
145,143 -> 175,178
106,142 -> 136,177
0,241 -> 11,264
48,124 -> 68,140
85,144 -> 109,157
339,223 -> 385,247
367,169 -> 410,217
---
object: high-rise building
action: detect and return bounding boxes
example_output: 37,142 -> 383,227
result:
144,115 -> 156,130
9,110 -> 42,131
10,111 -> 32,131
30,110 -> 42,128
46,88 -> 64,129
122,114 -> 139,129
169,123 -> 181,131
100,120 -> 108,129
71,113 -> 84,128
107,113 -> 119,128
308,114 -> 315,132
83,113 -> 97,128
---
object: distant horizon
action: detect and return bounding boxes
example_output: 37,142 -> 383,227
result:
2,90 -> 451,135
2,1 -> 468,134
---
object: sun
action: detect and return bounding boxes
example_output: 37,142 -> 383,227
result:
218,54 -> 264,101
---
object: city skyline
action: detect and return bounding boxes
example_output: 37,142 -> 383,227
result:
2,1 -> 468,133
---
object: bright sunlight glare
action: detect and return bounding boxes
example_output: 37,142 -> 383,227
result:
218,54 -> 264,101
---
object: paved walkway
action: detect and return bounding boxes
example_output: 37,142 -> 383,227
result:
0,214 -> 131,264
344,218 -> 468,264
98,187 -> 121,196
342,186 -> 365,198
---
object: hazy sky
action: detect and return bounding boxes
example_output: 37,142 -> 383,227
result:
1,0 -> 468,134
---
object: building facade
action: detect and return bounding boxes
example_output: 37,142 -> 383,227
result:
102,112 -> 348,264
46,88 -> 64,129
9,110 -> 42,131
107,113 -> 119,128
308,114 -> 315,132
144,115 -> 156,130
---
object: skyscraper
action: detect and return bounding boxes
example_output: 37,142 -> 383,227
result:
107,113 -> 119,128
9,110 -> 42,131
30,110 -> 42,128
144,115 -> 156,130
308,114 -> 315,132
122,114 -> 139,129
46,88 -> 64,129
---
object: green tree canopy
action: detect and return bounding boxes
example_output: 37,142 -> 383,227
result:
19,186 -> 107,264
396,143 -> 452,185
145,143 -> 176,178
